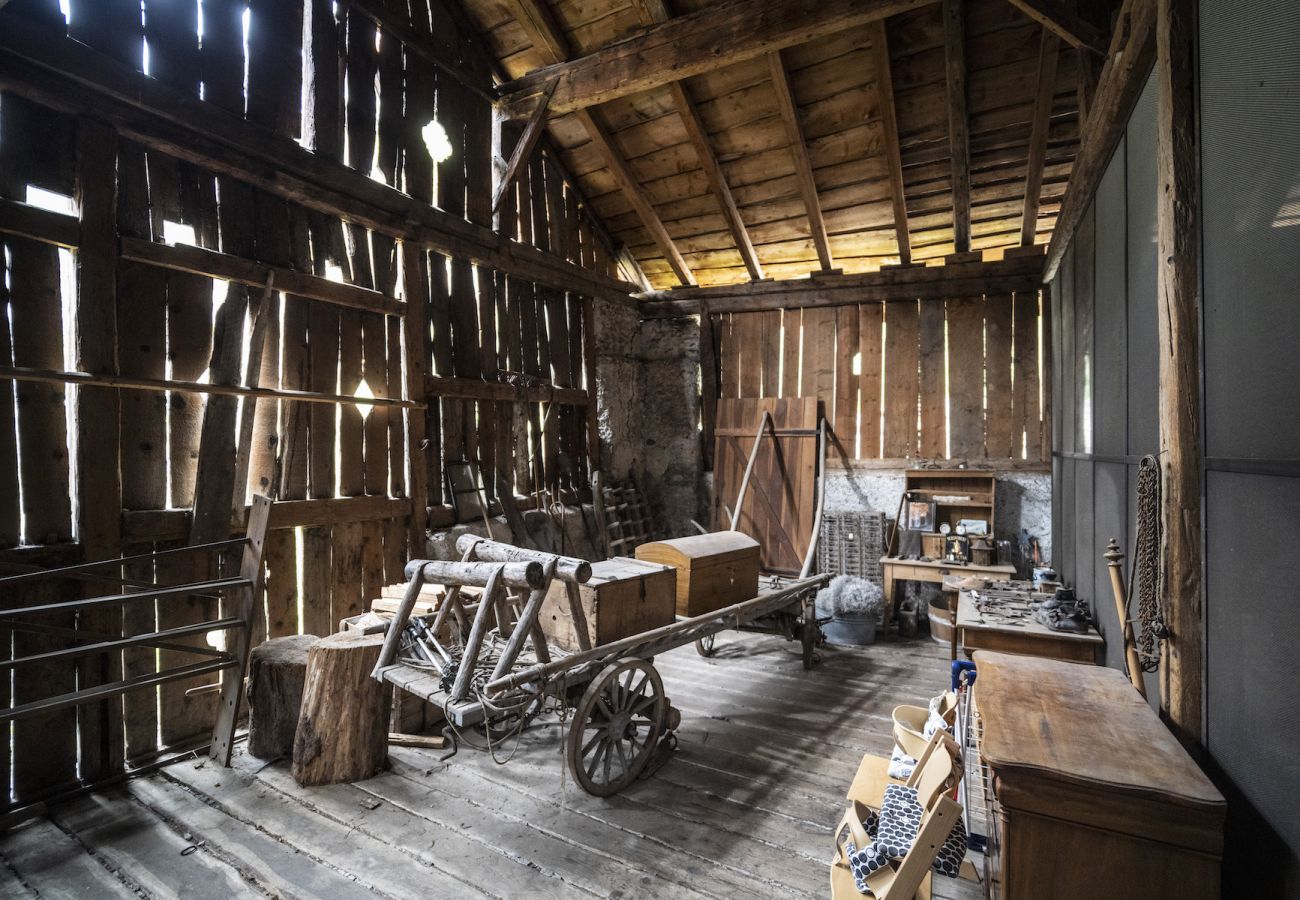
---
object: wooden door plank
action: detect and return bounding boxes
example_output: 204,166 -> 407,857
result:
781,308 -> 801,398
833,305 -> 858,457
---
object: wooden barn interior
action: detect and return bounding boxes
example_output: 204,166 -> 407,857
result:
0,0 -> 1294,896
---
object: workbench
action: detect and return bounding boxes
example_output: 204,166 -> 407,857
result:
879,556 -> 1015,635
956,590 -> 1103,663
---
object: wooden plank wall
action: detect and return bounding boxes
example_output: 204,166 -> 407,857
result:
0,0 -> 608,811
715,293 -> 1048,462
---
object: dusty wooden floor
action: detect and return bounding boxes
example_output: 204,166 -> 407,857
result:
0,632 -> 982,899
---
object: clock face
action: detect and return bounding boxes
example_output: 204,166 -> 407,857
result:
939,523 -> 951,535
956,524 -> 967,536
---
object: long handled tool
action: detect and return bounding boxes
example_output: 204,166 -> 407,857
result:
1104,538 -> 1146,698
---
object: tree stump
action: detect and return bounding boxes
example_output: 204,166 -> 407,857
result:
292,631 -> 391,786
247,635 -> 320,760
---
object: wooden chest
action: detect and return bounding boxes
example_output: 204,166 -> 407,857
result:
635,531 -> 759,617
974,651 -> 1224,900
539,557 -> 676,653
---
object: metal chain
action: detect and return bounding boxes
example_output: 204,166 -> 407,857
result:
1133,455 -> 1164,672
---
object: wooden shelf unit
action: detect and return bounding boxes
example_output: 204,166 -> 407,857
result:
905,469 -> 997,536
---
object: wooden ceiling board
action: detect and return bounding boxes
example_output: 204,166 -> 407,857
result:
458,0 -> 1082,289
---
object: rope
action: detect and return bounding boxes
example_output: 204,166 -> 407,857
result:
1132,455 -> 1165,673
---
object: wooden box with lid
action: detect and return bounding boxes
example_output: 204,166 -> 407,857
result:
635,531 -> 760,617
973,651 -> 1225,900
539,557 -> 676,653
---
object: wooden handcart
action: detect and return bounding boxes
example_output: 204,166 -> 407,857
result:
370,535 -> 827,797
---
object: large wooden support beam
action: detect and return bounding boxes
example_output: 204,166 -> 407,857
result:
769,51 -> 834,272
631,0 -> 763,281
498,0 -> 938,120
499,0 -> 696,286
867,21 -> 911,265
1021,29 -> 1061,246
1044,0 -> 1155,281
1006,0 -> 1109,54
1155,0 -> 1201,748
638,256 -> 1045,317
0,17 -> 638,306
943,0 -> 971,254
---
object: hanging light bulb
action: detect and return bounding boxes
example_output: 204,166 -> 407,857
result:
422,119 -> 453,163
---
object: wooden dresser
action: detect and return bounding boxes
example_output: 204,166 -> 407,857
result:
973,652 -> 1225,900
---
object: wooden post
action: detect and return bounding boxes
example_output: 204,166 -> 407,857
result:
247,634 -> 319,760
293,631 -> 391,786
1155,0 -> 1202,746
698,301 -> 718,471
73,117 -> 123,782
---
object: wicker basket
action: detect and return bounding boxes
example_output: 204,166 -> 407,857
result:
816,511 -> 887,586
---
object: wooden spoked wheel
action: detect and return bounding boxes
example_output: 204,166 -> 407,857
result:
694,633 -> 716,657
800,597 -> 819,671
567,658 -> 665,797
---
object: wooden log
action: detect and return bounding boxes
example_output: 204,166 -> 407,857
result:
454,535 -> 591,583
292,631 -> 390,786
1155,0 -> 1201,747
404,559 -> 546,590
248,635 -> 320,760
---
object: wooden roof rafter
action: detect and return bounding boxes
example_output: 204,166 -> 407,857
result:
630,0 -> 765,282
943,0 -> 971,255
496,0 -> 940,121
768,50 -> 835,273
867,20 -> 912,265
1005,0 -> 1109,54
497,0 -> 696,286
1021,27 -> 1062,246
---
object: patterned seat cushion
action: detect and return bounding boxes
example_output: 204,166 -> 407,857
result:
845,784 -> 968,894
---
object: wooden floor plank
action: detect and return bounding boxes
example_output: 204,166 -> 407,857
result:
126,776 -> 387,900
49,789 -> 254,899
0,818 -> 141,899
3,633 -> 980,899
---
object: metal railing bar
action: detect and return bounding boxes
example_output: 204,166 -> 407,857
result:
0,617 -> 244,670
0,658 -> 236,723
0,578 -> 249,620
0,538 -> 247,587
0,619 -> 230,659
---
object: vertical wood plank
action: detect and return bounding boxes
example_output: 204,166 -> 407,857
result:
68,0 -> 139,68
304,0 -> 343,162
799,307 -> 835,403
401,243 -> 430,547
200,0 -> 247,117
344,10 -> 379,174
780,308 -> 801,398
301,525 -> 333,636
834,305 -> 858,456
263,528 -> 299,638
166,272 -> 212,509
758,310 -> 780,398
363,312 -> 391,496
883,299 -> 919,458
947,296 -> 985,459
309,302 -> 340,498
330,521 -> 364,627
121,554 -> 158,763
246,0 -> 304,138
0,279 -> 19,547
8,239 -> 73,542
918,299 -> 946,458
338,309 -> 365,497
858,303 -> 884,459
361,519 -> 385,607
1012,290 -> 1041,459
984,293 -> 1015,458
144,0 -> 200,94
279,294 -> 311,500
736,313 -> 761,397
118,263 -> 168,509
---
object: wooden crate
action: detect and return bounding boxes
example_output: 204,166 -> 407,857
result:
539,557 -> 676,653
635,531 -> 759,617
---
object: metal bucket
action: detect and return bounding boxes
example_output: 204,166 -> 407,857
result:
822,611 -> 877,646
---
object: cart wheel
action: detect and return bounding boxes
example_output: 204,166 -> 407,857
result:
567,657 -> 666,797
694,633 -> 716,657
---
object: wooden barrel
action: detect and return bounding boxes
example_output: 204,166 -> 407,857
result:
928,594 -> 954,645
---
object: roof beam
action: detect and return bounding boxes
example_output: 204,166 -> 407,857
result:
1044,0 -> 1154,281
498,0 -> 696,285
768,50 -> 834,272
867,21 -> 911,265
631,0 -> 764,281
1006,0 -> 1109,55
637,256 -> 1046,317
497,0 -> 939,120
943,0 -> 971,254
1021,29 -> 1061,246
